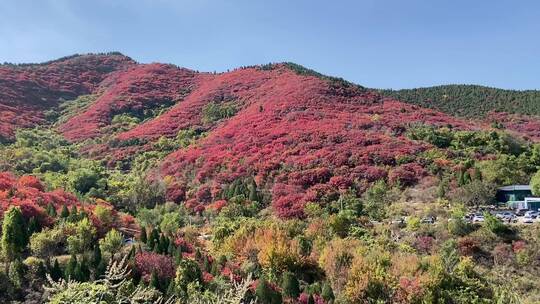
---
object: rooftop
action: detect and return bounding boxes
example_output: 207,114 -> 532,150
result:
498,185 -> 532,191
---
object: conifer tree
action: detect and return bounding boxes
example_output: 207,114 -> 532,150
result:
150,270 -> 160,290
91,244 -> 102,268
46,203 -> 57,217
50,259 -> 62,281
140,226 -> 147,244
281,272 -> 300,298
321,282 -> 335,302
65,254 -> 78,280
60,205 -> 69,219
1,206 -> 27,267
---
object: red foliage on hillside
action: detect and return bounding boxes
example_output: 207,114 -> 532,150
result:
0,54 -> 134,139
134,252 -> 176,281
488,112 -> 540,141
0,172 -> 131,232
59,63 -> 201,141
149,66 -> 469,218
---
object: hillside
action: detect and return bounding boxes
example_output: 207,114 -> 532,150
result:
379,84 -> 540,118
0,53 -> 135,141
2,54 -> 540,303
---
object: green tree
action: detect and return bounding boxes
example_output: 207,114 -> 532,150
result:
531,170 -> 540,196
1,207 -> 27,266
67,218 -> 96,254
321,282 -> 335,302
50,258 -> 63,281
91,244 -> 102,269
281,272 -> 300,298
30,227 -> 63,259
9,258 -> 25,288
60,205 -> 69,219
256,277 -> 282,304
46,203 -> 57,217
65,254 -> 78,280
140,226 -> 147,244
99,229 -> 123,259
175,259 -> 202,296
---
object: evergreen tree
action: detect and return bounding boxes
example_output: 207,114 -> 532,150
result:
256,278 -> 282,304
203,256 -> 211,273
150,270 -> 160,290
36,260 -> 47,279
27,216 -> 40,237
60,205 -> 69,219
65,254 -> 78,280
321,282 -> 335,302
166,280 -> 175,296
195,248 -> 202,261
79,257 -> 90,282
95,259 -> 107,279
1,206 -> 27,266
281,272 -> 300,298
140,226 -> 147,244
9,258 -> 25,288
248,179 -> 260,202
46,203 -> 57,217
50,259 -> 62,281
167,240 -> 176,255
91,244 -> 102,268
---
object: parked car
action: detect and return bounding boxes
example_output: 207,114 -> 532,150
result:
523,216 -> 535,224
421,216 -> 436,224
472,215 -> 485,223
524,211 -> 539,219
515,209 -> 528,216
496,211 -> 514,219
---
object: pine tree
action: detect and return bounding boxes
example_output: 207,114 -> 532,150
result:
166,279 -> 176,296
36,260 -> 46,279
9,258 -> 25,288
281,272 -> 300,298
46,203 -> 57,217
95,259 -> 107,279
79,257 -> 90,282
27,216 -> 40,236
140,226 -> 147,244
50,259 -> 62,281
248,178 -> 260,202
60,205 -> 69,219
168,240 -> 175,255
195,248 -> 202,261
1,206 -> 27,266
321,282 -> 335,302
203,256 -> 211,272
256,278 -> 282,304
65,254 -> 78,280
91,244 -> 102,268
150,270 -> 160,290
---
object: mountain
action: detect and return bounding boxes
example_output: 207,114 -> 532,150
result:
379,84 -> 540,118
0,53 -> 135,141
3,54 -> 540,303
0,54 -> 538,218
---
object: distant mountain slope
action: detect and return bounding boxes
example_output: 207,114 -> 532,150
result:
0,53 -> 135,141
2,53 -> 539,218
379,85 -> 540,118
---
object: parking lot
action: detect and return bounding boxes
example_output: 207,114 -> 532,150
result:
467,210 -> 540,225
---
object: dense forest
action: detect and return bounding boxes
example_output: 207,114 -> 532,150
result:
379,85 -> 540,118
1,54 -> 540,303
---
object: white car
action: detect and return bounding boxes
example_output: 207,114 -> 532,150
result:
523,216 -> 535,224
472,215 -> 485,223
524,211 -> 539,219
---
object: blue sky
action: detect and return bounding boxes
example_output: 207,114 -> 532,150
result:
0,0 -> 538,89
